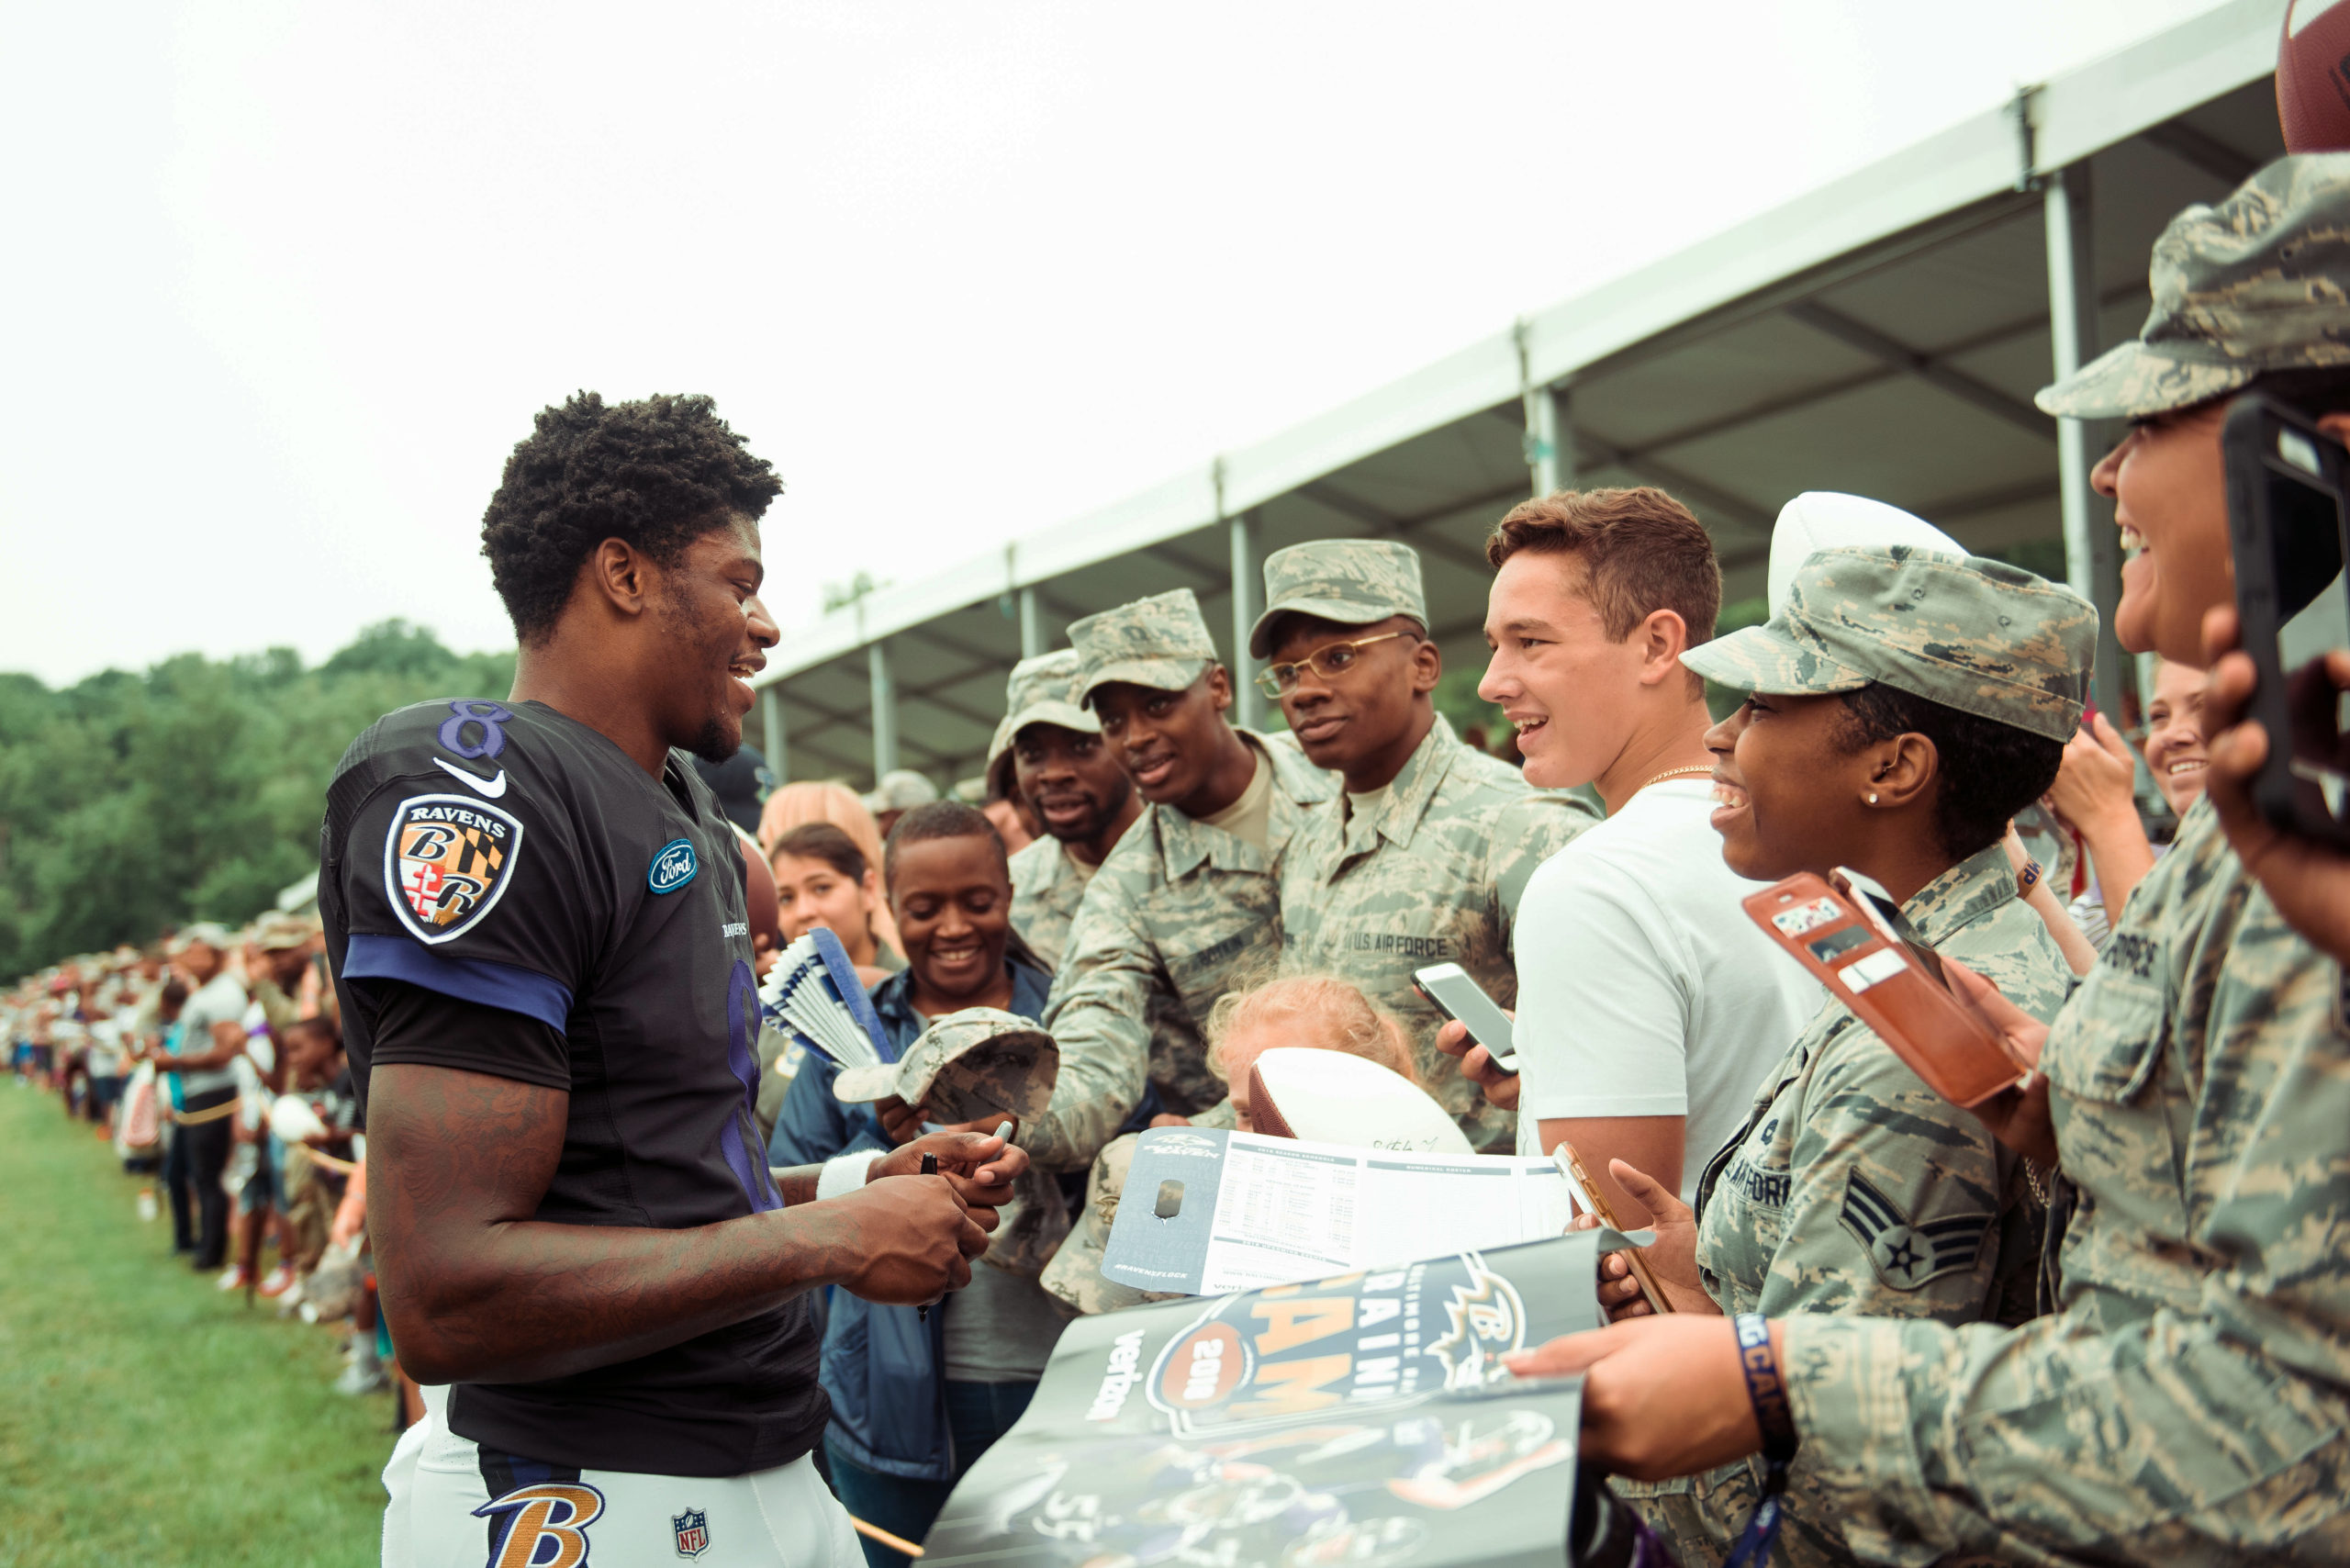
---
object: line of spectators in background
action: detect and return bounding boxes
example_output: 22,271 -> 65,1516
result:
5,913 -> 412,1420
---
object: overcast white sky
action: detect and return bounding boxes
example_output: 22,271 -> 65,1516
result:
1,0 -> 2228,687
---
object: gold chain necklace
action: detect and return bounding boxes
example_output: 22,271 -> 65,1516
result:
1636,765 -> 1715,793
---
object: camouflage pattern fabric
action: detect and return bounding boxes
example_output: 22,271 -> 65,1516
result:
1026,734 -> 1336,1172
1628,844 -> 2076,1568
987,648 -> 1095,771
1681,545 -> 2096,744
1248,537 -> 1427,656
1038,1131 -> 1189,1315
1069,587 -> 1220,706
1772,798 -> 2350,1564
831,1006 -> 1059,1128
1277,715 -> 1594,1151
2037,153 -> 2350,421
1008,834 -> 1097,971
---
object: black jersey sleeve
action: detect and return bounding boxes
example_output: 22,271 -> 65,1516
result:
326,704 -> 602,1075
365,979 -> 570,1092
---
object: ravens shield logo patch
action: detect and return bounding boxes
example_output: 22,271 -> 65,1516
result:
382,793 -> 524,945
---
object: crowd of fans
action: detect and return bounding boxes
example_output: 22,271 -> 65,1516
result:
4,912 -> 414,1421
15,151 -> 2350,1568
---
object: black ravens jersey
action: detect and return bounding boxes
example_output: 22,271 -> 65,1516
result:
319,697 -> 825,1477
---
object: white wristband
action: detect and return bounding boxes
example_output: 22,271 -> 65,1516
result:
815,1152 -> 878,1202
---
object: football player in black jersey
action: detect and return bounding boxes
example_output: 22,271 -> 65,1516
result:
326,393 -> 1027,1568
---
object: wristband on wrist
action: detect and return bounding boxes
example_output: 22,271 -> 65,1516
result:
815,1151 -> 878,1202
1725,1313 -> 1798,1568
1732,1313 -> 1800,1465
2017,858 -> 2045,898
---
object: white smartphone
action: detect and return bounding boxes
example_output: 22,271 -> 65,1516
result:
1412,962 -> 1519,1074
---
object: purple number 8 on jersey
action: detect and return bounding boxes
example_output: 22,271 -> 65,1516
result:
438,700 -> 513,760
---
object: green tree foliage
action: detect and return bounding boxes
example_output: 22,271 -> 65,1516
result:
0,622 -> 515,977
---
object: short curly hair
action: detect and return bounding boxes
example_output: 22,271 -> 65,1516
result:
480,391 -> 783,643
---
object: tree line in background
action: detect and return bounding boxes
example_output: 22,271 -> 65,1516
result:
0,577 -> 1833,980
0,622 -> 516,979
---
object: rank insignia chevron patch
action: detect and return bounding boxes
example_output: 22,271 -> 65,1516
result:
382,793 -> 525,945
1838,1170 -> 1990,1291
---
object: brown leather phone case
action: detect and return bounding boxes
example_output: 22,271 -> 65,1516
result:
1742,872 -> 2022,1108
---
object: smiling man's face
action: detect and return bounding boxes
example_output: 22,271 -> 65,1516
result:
1091,671 -> 1233,809
651,516 -> 778,762
1478,551 -> 1650,789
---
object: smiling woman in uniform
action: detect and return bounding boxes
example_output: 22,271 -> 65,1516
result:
1582,543 -> 2093,1568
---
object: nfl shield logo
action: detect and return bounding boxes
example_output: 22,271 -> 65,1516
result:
381,793 -> 526,946
673,1508 -> 710,1559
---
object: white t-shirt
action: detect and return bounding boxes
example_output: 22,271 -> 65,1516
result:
1510,778 -> 1820,1203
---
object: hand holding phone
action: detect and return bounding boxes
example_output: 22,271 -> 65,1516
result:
2221,393 -> 2350,849
1413,963 -> 1519,1073
1551,1142 -> 1673,1316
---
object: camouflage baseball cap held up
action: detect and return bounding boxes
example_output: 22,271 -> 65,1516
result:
986,649 -> 1097,770
2038,153 -> 2350,420
1248,539 -> 1427,657
832,1007 -> 1061,1126
1680,545 -> 2096,743
1069,588 -> 1221,708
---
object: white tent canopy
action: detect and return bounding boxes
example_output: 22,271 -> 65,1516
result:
755,0 -> 2288,790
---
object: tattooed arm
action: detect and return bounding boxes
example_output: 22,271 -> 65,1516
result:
368,1060 -> 1008,1384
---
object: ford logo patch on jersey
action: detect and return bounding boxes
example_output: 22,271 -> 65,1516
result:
649,838 -> 698,894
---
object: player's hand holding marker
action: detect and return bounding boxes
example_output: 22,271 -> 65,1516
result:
871,1124 -> 1026,1230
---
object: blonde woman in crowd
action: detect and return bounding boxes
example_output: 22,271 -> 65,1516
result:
758,779 -> 902,956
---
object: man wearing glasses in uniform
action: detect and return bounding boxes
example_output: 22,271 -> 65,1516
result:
1266,540 -> 1594,1149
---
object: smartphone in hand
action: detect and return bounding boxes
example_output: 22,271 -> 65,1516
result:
2221,393 -> 2350,850
1412,963 -> 1519,1074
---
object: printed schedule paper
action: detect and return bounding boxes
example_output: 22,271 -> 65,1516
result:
1102,1127 -> 1577,1295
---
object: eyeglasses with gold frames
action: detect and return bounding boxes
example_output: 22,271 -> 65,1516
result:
1254,630 -> 1410,699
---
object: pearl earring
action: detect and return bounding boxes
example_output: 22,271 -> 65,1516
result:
1867,792 -> 1879,804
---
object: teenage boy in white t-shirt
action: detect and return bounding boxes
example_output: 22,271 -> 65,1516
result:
1441,487 -> 1817,1217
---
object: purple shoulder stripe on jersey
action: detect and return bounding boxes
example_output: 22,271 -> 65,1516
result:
342,934 -> 573,1033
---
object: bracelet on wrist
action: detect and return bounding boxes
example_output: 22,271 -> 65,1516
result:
1732,1313 -> 1799,1467
2016,858 -> 2044,899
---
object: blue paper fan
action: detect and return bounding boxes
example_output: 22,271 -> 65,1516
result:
758,926 -> 897,1067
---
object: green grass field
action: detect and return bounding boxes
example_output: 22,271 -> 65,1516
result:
0,1082 -> 392,1567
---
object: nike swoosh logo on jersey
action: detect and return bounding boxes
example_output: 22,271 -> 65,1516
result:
433,756 -> 509,798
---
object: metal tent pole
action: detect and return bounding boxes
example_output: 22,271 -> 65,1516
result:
2044,162 -> 2128,727
867,640 -> 899,780
759,686 -> 788,784
1229,508 -> 1263,732
1018,586 -> 1045,659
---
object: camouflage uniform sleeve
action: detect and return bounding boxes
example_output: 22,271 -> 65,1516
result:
1774,859 -> 2350,1564
1490,790 -> 1598,939
1761,1022 -> 2009,1322
1782,1311 -> 2350,1566
1028,869 -> 1158,1172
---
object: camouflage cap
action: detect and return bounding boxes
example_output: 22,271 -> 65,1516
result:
1038,1132 -> 1188,1315
2038,154 -> 2350,420
1069,588 -> 1220,707
1248,539 -> 1427,657
832,1007 -> 1061,1126
1680,545 -> 2096,743
985,649 -> 1098,770
253,912 -> 319,951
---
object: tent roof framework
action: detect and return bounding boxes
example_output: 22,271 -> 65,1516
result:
758,1 -> 2288,788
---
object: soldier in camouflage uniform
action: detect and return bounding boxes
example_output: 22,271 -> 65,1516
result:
1604,545 -> 2093,1566
1508,155 -> 2350,1565
989,650 -> 1142,969
1024,588 -> 1335,1173
1259,539 -> 1594,1150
